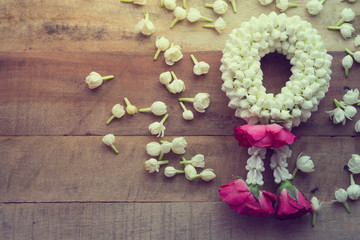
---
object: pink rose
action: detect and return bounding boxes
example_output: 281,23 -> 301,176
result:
219,178 -> 277,217
276,180 -> 313,220
233,124 -> 299,148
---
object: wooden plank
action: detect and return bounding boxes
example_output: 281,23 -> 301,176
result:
1,202 -> 359,240
0,0 -> 358,52
1,135 -> 359,203
0,52 -> 359,136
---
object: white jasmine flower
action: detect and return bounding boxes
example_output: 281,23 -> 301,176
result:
139,101 -> 167,116
146,142 -> 161,156
154,36 -> 170,61
180,154 -> 205,168
343,104 -> 357,120
203,17 -> 226,34
159,71 -> 173,93
348,154 -> 360,174
120,0 -> 146,5
334,8 -> 355,26
102,134 -> 119,154
135,12 -> 155,36
106,104 -> 125,125
335,188 -> 351,213
295,152 -> 315,173
85,71 -> 114,89
276,0 -> 298,12
205,0 -> 228,15
148,114 -> 169,137
187,8 -> 213,23
164,166 -> 185,177
144,158 -> 169,173
343,89 -> 359,106
124,97 -> 138,115
179,93 -> 210,113
355,35 -> 360,48
170,6 -> 187,29
345,48 -> 360,63
347,174 -> 360,200
168,71 -> 185,94
342,55 -> 354,78
184,164 -> 197,180
306,0 -> 324,15
171,137 -> 187,154
259,0 -> 273,5
163,0 -> 177,10
326,107 -> 346,125
189,169 -> 216,181
311,196 -> 323,226
164,43 -> 183,66
355,120 -> 360,133
328,23 -> 355,39
190,54 -> 210,75
179,102 -> 194,120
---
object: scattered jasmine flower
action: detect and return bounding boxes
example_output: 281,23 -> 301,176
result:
164,166 -> 185,177
343,88 -> 359,105
179,101 -> 194,120
347,174 -> 360,200
164,43 -> 183,66
184,164 -> 198,180
154,36 -> 170,61
171,137 -> 187,154
355,120 -> 360,133
310,196 -> 323,227
139,101 -> 167,116
102,134 -> 119,154
328,23 -> 355,39
348,154 -> 360,174
355,35 -> 360,47
85,71 -> 114,89
203,17 -> 226,33
179,93 -> 210,113
334,8 -> 355,26
135,12 -> 155,36
306,0 -> 325,15
148,114 -> 169,137
180,154 -> 205,168
276,0 -> 298,12
258,0 -> 273,5
188,168 -> 216,181
106,104 -> 125,125
159,71 -> 173,93
144,158 -> 169,173
120,0 -> 146,5
204,0 -> 228,15
326,107 -> 346,125
162,0 -> 176,10
170,6 -> 187,29
190,54 -> 210,75
228,0 -> 237,13
335,188 -> 351,213
146,142 -> 161,156
187,8 -> 213,23
342,55 -> 353,78
292,152 -> 315,179
124,97 -> 138,115
168,71 -> 185,94
345,48 -> 360,63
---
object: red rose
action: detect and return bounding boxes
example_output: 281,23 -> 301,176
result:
233,124 -> 299,148
276,180 -> 313,220
219,178 -> 277,217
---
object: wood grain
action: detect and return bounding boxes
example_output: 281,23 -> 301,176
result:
1,202 -> 359,240
1,135 -> 358,203
0,52 -> 359,136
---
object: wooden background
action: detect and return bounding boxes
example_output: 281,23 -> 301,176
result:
1,0 -> 360,239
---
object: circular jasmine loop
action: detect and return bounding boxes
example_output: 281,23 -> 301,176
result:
220,12 -> 333,129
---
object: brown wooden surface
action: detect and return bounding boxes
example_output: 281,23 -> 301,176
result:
1,0 -> 360,239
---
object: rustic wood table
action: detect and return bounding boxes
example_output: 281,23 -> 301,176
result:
1,0 -> 360,239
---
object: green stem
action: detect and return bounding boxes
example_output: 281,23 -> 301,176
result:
180,156 -> 190,164
345,48 -> 354,56
154,48 -> 161,61
139,108 -> 151,113
160,114 -> 169,124
327,26 -> 340,30
102,75 -> 114,80
200,16 -> 213,22
335,18 -> 345,27
203,24 -> 215,29
176,170 -> 185,174
106,115 -> 115,125
350,174 -> 355,186
165,83 -> 172,93
144,12 -> 149,21
160,0 -> 164,7
158,152 -> 165,161
158,160 -> 169,165
291,167 -> 299,180
288,3 -> 298,8
179,101 -> 188,111
170,18 -> 179,29
312,212 -> 317,227
190,54 -> 198,65
334,98 -> 345,109
204,3 -> 213,8
120,0 -> 133,2
178,97 -> 194,102
124,97 -> 131,107
111,144 -> 119,154
345,68 -> 349,78
230,0 -> 237,13
170,71 -> 177,80
189,174 -> 201,180
183,0 -> 187,9
343,201 -> 351,213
